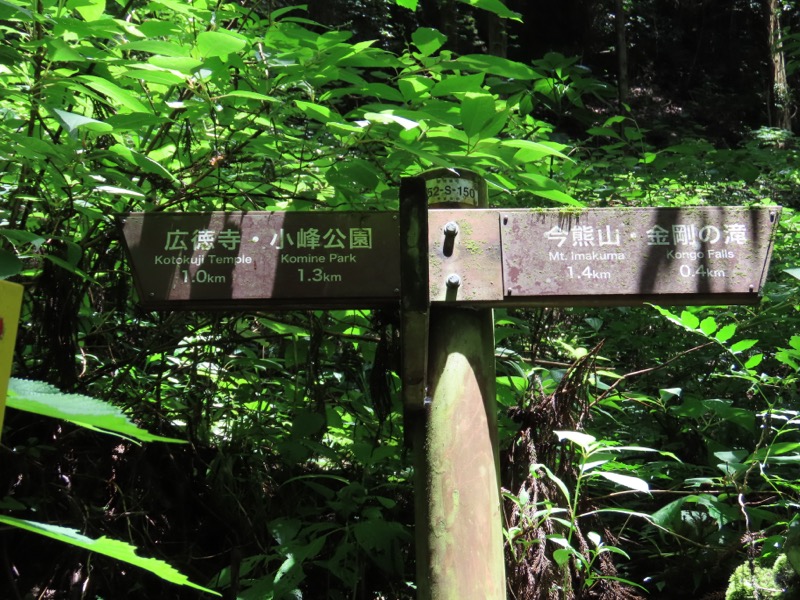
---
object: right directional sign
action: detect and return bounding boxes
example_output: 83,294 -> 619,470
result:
500,206 -> 780,306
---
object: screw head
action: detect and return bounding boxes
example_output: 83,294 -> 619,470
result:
443,221 -> 459,237
446,273 -> 461,288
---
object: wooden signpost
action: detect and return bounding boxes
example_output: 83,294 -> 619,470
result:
120,169 -> 780,599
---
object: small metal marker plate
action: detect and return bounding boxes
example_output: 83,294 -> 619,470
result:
425,178 -> 480,206
120,212 -> 401,309
501,207 -> 780,306
428,209 -> 503,303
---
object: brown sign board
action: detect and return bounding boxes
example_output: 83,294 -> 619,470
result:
498,206 -> 780,306
119,212 -> 401,309
121,207 -> 780,310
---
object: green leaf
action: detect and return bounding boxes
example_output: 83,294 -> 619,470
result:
76,76 -> 151,113
108,144 -> 179,185
196,30 -> 248,59
450,54 -> 539,80
49,108 -> 113,135
500,139 -> 572,162
552,548 -> 571,567
651,497 -> 691,529
784,267 -> 800,280
460,92 -> 496,138
679,310 -> 700,330
555,430 -> 596,450
362,111 -> 419,130
517,173 -> 582,206
69,0 -> 106,22
431,73 -> 485,96
651,305 -> 682,327
743,353 -> 763,369
120,40 -> 192,57
715,323 -> 737,343
0,516 -> 219,595
295,100 -> 338,123
150,55 -> 204,74
7,378 -> 186,444
456,0 -> 521,21
394,0 -> 418,8
595,471 -> 650,493
729,339 -> 758,354
411,27 -> 447,57
0,249 -> 22,279
699,316 -> 717,336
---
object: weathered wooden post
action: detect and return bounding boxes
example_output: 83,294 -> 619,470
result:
0,280 -> 24,439
401,169 -> 506,600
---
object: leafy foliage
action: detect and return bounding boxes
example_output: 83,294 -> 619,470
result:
6,378 -> 185,443
0,516 -> 220,596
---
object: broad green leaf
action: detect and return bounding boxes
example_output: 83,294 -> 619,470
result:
750,442 -> 800,461
69,0 -> 106,22
784,267 -> 800,280
77,76 -> 151,113
701,399 -> 755,431
295,100 -> 338,123
552,548 -> 571,567
500,139 -> 571,162
119,40 -> 191,57
120,66 -> 185,86
651,497 -> 690,528
450,54 -> 540,80
108,144 -> 179,185
744,354 -> 764,369
555,430 -> 596,450
0,249 -> 22,279
596,471 -> 650,493
394,0 -> 418,8
699,316 -> 717,336
715,323 -> 737,343
457,0 -> 521,21
362,111 -> 419,130
0,0 -> 33,18
517,173 -> 582,206
431,73 -> 485,96
49,108 -> 113,134
729,339 -> 758,354
94,185 -> 145,197
148,55 -> 203,74
651,305 -> 682,327
679,310 -> 700,330
218,90 -> 279,103
0,517 -> 219,595
7,378 -> 186,444
46,39 -> 86,62
412,27 -> 447,57
460,92 -> 496,138
196,30 -> 248,59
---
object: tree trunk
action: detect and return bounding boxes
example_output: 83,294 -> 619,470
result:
487,12 -> 507,58
615,0 -> 629,107
767,0 -> 793,130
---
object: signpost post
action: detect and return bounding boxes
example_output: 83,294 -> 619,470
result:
120,169 -> 780,599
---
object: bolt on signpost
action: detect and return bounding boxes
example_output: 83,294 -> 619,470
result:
0,280 -> 24,440
120,168 -> 780,599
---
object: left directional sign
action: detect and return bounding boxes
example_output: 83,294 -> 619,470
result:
119,212 -> 401,309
